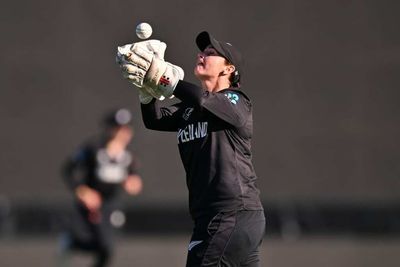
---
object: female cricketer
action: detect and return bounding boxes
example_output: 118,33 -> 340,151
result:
61,108 -> 143,267
117,31 -> 265,267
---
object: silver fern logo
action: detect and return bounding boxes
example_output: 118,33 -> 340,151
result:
183,108 -> 194,120
225,92 -> 239,104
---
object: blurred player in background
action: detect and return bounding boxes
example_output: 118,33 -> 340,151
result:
116,31 -> 265,266
59,108 -> 143,267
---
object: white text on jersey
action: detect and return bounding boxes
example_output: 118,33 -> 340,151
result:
177,122 -> 208,144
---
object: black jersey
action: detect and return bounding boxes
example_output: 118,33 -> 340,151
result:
141,80 -> 263,220
63,139 -> 139,200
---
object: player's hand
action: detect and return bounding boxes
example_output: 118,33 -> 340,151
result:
116,40 -> 167,101
144,57 -> 184,98
123,175 -> 143,195
116,39 -> 184,99
75,185 -> 102,211
116,39 -> 166,66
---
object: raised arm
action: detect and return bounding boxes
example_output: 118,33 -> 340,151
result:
173,80 -> 251,128
141,100 -> 181,132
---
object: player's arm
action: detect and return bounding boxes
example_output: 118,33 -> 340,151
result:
116,40 -> 249,127
174,80 -> 251,127
62,147 -> 89,191
124,174 -> 143,195
62,146 -> 102,210
123,154 -> 143,195
140,100 -> 181,131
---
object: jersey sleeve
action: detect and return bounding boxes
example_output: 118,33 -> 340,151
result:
127,153 -> 140,175
62,145 -> 91,191
141,99 -> 181,132
174,80 -> 251,128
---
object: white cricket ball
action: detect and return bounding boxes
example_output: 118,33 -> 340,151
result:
136,22 -> 152,39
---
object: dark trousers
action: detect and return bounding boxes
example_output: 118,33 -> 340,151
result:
186,210 -> 266,267
68,201 -> 115,267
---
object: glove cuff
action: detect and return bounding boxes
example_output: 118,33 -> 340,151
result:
157,63 -> 184,98
138,87 -> 154,104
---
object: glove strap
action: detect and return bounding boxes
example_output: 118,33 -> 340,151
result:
157,63 -> 184,98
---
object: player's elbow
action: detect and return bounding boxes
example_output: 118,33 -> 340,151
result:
229,114 -> 249,128
236,116 -> 248,128
142,118 -> 157,130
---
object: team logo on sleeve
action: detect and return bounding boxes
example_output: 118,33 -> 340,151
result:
225,92 -> 239,105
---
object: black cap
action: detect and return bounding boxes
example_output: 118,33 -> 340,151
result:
103,108 -> 132,128
196,31 -> 243,87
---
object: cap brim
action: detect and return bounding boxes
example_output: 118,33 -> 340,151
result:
196,31 -> 226,59
196,31 -> 211,51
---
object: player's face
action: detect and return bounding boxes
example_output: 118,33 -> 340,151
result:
194,47 -> 230,81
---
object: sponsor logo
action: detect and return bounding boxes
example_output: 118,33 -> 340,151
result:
159,76 -> 170,87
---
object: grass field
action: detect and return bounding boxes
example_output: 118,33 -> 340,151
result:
0,236 -> 399,266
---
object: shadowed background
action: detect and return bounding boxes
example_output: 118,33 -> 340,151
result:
1,0 -> 400,266
2,0 -> 400,204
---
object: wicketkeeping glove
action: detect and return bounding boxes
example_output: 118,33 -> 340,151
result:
117,40 -> 167,103
144,56 -> 184,98
117,40 -> 184,99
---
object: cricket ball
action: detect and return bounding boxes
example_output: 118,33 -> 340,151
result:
136,22 -> 152,39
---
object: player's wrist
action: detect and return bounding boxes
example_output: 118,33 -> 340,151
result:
144,59 -> 184,98
75,185 -> 90,198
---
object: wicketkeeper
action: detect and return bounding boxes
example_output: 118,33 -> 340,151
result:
116,31 -> 265,267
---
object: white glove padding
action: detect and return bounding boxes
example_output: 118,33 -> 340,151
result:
116,40 -> 167,101
117,40 -> 160,88
144,57 -> 185,98
138,86 -> 154,104
117,40 -> 166,63
120,59 -> 166,101
118,58 -> 162,103
117,39 -> 183,99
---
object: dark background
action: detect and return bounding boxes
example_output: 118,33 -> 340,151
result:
1,0 -> 400,236
1,1 -> 400,266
